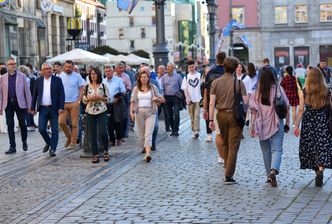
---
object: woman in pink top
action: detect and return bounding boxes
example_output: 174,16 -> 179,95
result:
249,67 -> 290,187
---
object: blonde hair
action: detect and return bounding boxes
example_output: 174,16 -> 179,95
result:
304,67 -> 329,109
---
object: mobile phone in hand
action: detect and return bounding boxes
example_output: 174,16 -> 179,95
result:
284,124 -> 290,133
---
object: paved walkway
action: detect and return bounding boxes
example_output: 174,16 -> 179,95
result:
0,113 -> 331,224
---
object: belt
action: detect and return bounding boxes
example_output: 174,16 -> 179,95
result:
8,97 -> 17,102
40,105 -> 52,108
219,108 -> 233,112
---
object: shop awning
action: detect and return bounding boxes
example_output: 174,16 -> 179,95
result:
4,15 -> 18,26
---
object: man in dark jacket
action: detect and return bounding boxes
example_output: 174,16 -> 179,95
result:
31,63 -> 65,156
203,52 -> 226,164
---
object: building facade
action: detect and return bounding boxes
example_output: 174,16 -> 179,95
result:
260,0 -> 332,71
217,0 -> 261,65
0,0 -> 75,67
75,0 -> 107,50
106,0 -> 193,64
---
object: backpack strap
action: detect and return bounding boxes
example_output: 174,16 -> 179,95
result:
241,74 -> 247,80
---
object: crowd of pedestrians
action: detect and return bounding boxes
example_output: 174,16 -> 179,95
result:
0,53 -> 331,188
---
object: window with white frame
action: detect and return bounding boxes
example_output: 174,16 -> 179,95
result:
295,5 -> 307,23
232,7 -> 245,25
320,4 -> 332,22
274,6 -> 288,24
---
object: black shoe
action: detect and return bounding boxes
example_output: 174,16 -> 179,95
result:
5,148 -> 16,154
225,177 -> 237,185
269,171 -> 278,187
23,142 -> 28,151
315,171 -> 323,187
43,144 -> 50,153
141,147 -> 146,153
49,149 -> 56,157
151,146 -> 156,151
174,132 -> 179,137
166,128 -> 171,132
170,132 -> 175,136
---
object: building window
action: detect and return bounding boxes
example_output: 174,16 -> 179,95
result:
129,17 -> 134,26
130,40 -> 135,49
320,4 -> 332,22
119,28 -> 124,39
295,5 -> 308,23
141,28 -> 146,38
232,7 -> 245,25
274,6 -> 288,24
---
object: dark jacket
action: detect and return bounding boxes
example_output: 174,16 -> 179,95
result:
31,75 -> 65,112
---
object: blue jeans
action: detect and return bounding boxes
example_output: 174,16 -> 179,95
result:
152,112 -> 159,148
259,120 -> 284,176
5,99 -> 28,149
38,106 -> 59,151
165,96 -> 180,132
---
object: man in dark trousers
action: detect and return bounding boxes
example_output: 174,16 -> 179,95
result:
31,63 -> 65,156
0,58 -> 32,154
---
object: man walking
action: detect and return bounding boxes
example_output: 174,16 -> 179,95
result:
59,60 -> 85,149
31,63 -> 65,156
161,63 -> 182,136
0,58 -> 32,154
156,64 -> 170,132
181,61 -> 202,138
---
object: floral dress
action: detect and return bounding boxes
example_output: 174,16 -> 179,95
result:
83,84 -> 109,115
299,90 -> 332,169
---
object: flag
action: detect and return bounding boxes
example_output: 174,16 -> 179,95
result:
117,0 -> 138,14
223,19 -> 245,36
241,35 -> 253,48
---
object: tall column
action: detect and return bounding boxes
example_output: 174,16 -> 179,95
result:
229,0 -> 234,57
152,0 -> 169,67
207,0 -> 217,65
0,17 -> 5,60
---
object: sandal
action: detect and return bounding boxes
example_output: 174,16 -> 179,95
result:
104,152 -> 110,162
92,155 -> 100,163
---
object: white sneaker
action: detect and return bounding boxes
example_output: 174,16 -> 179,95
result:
206,134 -> 212,142
192,131 -> 196,138
218,157 -> 224,164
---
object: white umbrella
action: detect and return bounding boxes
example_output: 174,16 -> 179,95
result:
46,48 -> 110,64
104,54 -> 137,65
127,54 -> 150,65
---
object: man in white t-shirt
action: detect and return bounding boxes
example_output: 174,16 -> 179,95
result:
181,61 -> 202,138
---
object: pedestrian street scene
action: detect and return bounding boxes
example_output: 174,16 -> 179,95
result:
1,0 -> 332,223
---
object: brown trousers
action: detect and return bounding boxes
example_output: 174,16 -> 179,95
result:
59,102 -> 80,145
217,111 -> 243,178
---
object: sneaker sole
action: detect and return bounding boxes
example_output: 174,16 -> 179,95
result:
269,173 -> 277,187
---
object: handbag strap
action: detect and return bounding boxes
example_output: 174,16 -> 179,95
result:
233,78 -> 240,94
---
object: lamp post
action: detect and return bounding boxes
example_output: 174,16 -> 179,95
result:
229,0 -> 234,56
152,0 -> 169,67
206,0 -> 217,65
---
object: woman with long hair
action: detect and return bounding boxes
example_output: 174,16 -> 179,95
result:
201,66 -> 213,142
294,67 -> 332,187
130,71 -> 165,162
280,66 -> 299,127
83,67 -> 110,163
249,67 -> 290,187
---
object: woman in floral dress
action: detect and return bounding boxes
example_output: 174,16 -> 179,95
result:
294,67 -> 332,187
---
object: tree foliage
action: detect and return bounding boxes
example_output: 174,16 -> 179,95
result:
131,50 -> 150,59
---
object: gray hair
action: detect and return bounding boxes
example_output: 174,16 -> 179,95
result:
167,62 -> 175,68
41,63 -> 53,70
18,65 -> 30,76
104,65 -> 114,70
115,62 -> 124,67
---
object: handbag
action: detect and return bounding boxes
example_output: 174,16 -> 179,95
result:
326,92 -> 332,135
233,79 -> 246,128
274,85 -> 287,119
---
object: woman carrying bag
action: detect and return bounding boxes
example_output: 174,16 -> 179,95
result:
130,71 -> 165,162
83,68 -> 110,163
249,67 -> 290,187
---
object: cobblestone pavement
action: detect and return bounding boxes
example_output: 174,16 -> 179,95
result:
0,112 -> 331,224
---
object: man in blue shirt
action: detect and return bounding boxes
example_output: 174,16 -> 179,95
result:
59,60 -> 85,149
103,65 -> 126,146
161,63 -> 183,136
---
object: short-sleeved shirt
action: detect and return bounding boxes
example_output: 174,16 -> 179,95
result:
210,73 -> 247,110
59,72 -> 85,103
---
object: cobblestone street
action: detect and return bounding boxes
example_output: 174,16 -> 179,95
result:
0,113 -> 331,224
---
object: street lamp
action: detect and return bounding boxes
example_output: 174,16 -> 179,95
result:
204,0 -> 217,65
152,0 -> 169,67
229,0 -> 234,56
189,44 -> 197,61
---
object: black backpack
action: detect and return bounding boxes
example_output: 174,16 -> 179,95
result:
233,78 -> 246,128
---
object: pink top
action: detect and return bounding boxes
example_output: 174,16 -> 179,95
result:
249,85 -> 289,140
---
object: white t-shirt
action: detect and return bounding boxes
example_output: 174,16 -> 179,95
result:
42,77 -> 52,106
181,72 -> 202,103
237,73 -> 252,94
138,90 -> 152,108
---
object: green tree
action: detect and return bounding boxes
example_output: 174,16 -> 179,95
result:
91,46 -> 119,55
131,50 -> 150,59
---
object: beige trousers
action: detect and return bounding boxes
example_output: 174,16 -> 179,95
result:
188,102 -> 200,132
59,102 -> 80,145
136,108 -> 156,148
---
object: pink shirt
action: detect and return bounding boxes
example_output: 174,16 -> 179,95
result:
249,85 -> 289,140
115,72 -> 131,91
